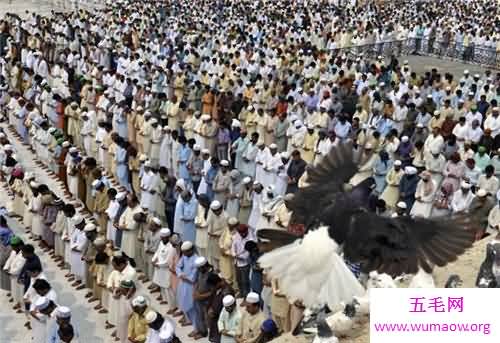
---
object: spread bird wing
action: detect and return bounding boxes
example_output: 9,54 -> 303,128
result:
343,212 -> 475,277
287,141 -> 359,227
258,227 -> 365,310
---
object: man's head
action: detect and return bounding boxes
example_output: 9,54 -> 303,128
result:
245,292 -> 261,315
33,278 -> 51,296
132,295 -> 148,315
58,324 -> 75,343
146,311 -> 165,331
181,241 -> 194,257
21,244 -> 35,259
223,294 -> 236,313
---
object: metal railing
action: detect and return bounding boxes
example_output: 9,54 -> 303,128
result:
336,39 -> 500,69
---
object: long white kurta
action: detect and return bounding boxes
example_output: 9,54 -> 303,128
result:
197,159 -> 211,195
3,251 -> 25,303
107,264 -> 137,327
70,229 -> 88,281
410,180 -> 436,218
118,205 -> 142,259
263,153 -> 283,188
105,200 -> 120,243
255,148 -> 270,185
152,241 -> 176,288
140,171 -> 156,210
31,195 -> 43,236
248,192 -> 263,229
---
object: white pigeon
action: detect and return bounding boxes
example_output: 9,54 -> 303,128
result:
352,295 -> 370,315
325,303 -> 356,336
409,268 -> 436,288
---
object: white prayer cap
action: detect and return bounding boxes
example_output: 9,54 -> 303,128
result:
116,192 -> 127,201
159,228 -> 171,237
30,181 -> 39,188
280,151 -> 290,159
136,106 -> 144,112
242,176 -> 252,184
228,217 -> 239,226
55,306 -> 71,319
150,118 -> 158,124
223,295 -> 235,307
181,241 -> 193,251
62,141 -> 71,148
25,172 -> 35,180
48,127 -> 56,134
416,123 -> 424,128
269,143 -> 278,149
257,139 -> 265,146
195,256 -> 207,267
210,200 -> 222,210
145,311 -> 158,323
394,160 -> 402,166
445,86 -> 451,91
247,105 -> 254,111
220,160 -> 230,167
431,147 -> 440,155
401,136 -> 409,142
433,110 -> 440,116
69,147 -> 78,153
477,189 -> 487,197
84,223 -> 96,232
397,201 -> 407,209
468,92 -> 474,96
34,296 -> 50,311
152,217 -> 162,225
403,60 -> 409,65
245,292 -> 260,304
72,215 -> 84,226
391,213 -> 399,218
493,107 -> 499,112
253,181 -> 261,186
464,70 -> 469,74
175,179 -> 186,190
144,160 -> 152,167
461,181 -> 472,189
474,74 -> 480,78
364,143 -> 373,149
193,144 -> 201,151
131,295 -> 147,307
404,166 -> 417,175
294,120 -> 303,128
202,148 -> 210,155
139,154 -> 148,161
201,114 -> 211,121
426,94 -> 433,99
92,179 -> 103,188
94,237 -> 106,246
231,119 -> 241,128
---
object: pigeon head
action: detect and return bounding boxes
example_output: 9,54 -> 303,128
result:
343,303 -> 356,318
316,319 -> 334,338
444,274 -> 462,288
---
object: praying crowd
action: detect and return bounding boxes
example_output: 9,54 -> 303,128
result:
0,0 -> 500,342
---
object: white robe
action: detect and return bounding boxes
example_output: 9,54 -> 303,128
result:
118,206 -> 142,259
70,229 -> 88,281
152,241 -> 175,288
263,153 -> 283,188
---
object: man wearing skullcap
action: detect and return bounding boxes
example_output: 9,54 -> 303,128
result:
175,241 -> 199,328
201,114 -> 218,156
231,131 -> 250,172
399,166 -> 419,211
213,160 -> 231,206
145,311 -> 178,343
68,216 -> 87,289
236,292 -> 266,343
241,132 -> 260,179
93,179 -> 110,234
380,160 -> 404,209
115,279 -> 137,342
206,200 -> 228,269
118,194 -> 142,260
187,144 -> 205,193
410,171 -> 436,218
218,294 -> 241,343
151,228 -> 174,304
451,181 -> 475,215
191,256 -> 212,339
3,235 -> 24,309
128,296 -> 151,343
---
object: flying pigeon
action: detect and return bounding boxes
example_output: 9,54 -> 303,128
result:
258,142 -> 475,309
